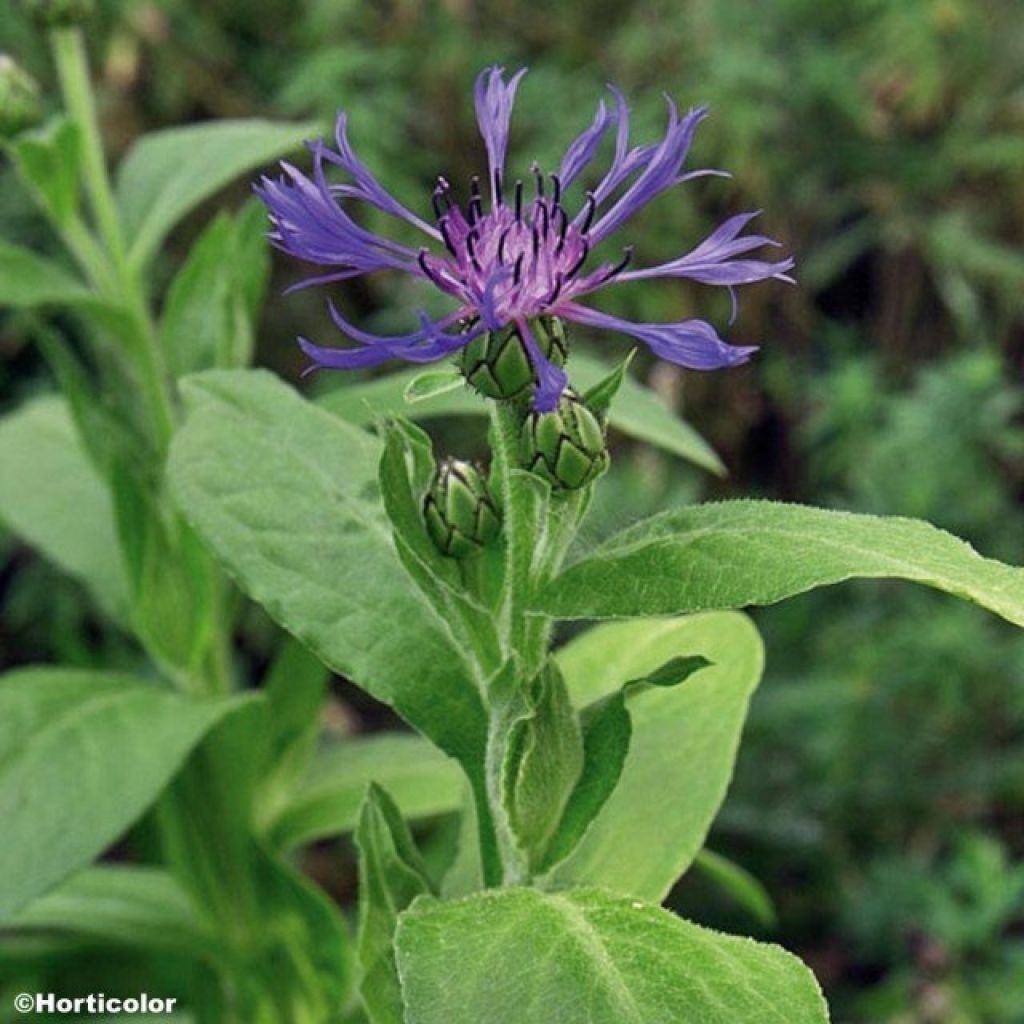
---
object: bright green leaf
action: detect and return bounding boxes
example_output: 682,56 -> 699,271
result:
693,849 -> 778,929
403,368 -> 464,404
167,370 -> 488,771
551,613 -> 764,900
395,886 -> 828,1024
356,783 -> 435,1024
266,735 -> 463,849
8,866 -> 218,961
0,241 -> 91,309
0,668 -> 240,918
0,396 -> 128,623
9,117 -> 81,227
116,119 -> 315,269
541,655 -> 710,873
539,500 -> 1024,625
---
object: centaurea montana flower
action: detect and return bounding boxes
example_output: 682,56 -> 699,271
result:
256,67 -> 793,411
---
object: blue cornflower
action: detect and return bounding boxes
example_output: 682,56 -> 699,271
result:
256,67 -> 793,410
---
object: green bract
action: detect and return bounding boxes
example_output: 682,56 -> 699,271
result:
423,458 -> 501,558
459,316 -> 568,402
521,390 -> 608,490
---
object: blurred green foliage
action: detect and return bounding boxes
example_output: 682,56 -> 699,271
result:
2,0 -> 1023,1020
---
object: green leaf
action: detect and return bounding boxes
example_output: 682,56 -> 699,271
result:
395,887 -> 829,1024
403,367 -> 464,404
541,655 -> 710,873
500,661 -> 583,873
582,349 -> 636,417
539,500 -> 1024,625
551,613 -> 764,900
110,462 -> 216,676
8,866 -> 218,960
0,668 -> 240,918
261,636 -> 328,790
0,396 -> 129,623
249,841 -> 356,1018
693,849 -> 778,929
159,214 -> 235,377
160,203 -> 269,376
9,116 -> 81,227
167,369 -> 488,770
116,119 -> 316,269
318,352 -> 723,474
0,240 -> 91,309
266,735 -> 463,849
356,783 -> 435,1024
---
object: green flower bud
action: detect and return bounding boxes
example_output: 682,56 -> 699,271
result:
459,315 -> 568,402
423,458 -> 501,558
20,0 -> 94,28
0,55 -> 42,138
520,391 -> 609,491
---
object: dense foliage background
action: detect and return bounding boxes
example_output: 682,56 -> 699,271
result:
2,1 -> 1023,1019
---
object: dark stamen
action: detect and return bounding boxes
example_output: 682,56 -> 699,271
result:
602,245 -> 634,282
531,163 -> 545,198
465,230 -> 481,272
580,191 -> 597,234
514,180 -> 524,222
469,196 -> 483,223
439,218 -> 457,256
566,240 -> 590,279
554,208 -> 569,254
531,225 -> 540,259
493,169 -> 504,205
498,228 -> 509,264
431,191 -> 446,221
550,173 -> 562,206
470,175 -> 481,200
418,249 -> 446,288
536,201 -> 550,237
513,253 -> 524,286
545,272 -> 564,306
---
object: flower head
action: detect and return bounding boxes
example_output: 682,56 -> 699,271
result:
257,67 -> 793,411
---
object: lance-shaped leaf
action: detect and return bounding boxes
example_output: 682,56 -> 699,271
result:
395,887 -> 829,1024
540,655 -> 710,873
0,668 -> 241,918
9,117 -> 82,227
500,661 -> 584,872
7,866 -> 219,961
539,500 -> 1024,624
551,613 -> 764,900
116,119 -> 316,269
356,784 -> 435,1024
0,241 -> 92,309
0,396 -> 129,623
167,369 -> 488,771
265,734 -> 463,849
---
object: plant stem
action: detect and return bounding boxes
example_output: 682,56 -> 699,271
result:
50,26 -> 176,450
50,28 -> 126,274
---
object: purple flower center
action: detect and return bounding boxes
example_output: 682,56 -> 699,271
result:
421,168 -> 632,331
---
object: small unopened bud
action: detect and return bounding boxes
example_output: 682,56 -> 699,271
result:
521,391 -> 608,490
423,459 -> 501,558
0,55 -> 43,138
20,0 -> 95,28
460,315 -> 568,402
